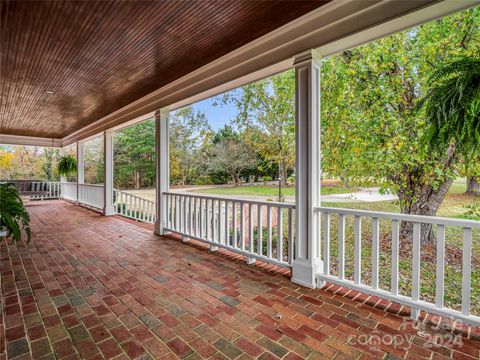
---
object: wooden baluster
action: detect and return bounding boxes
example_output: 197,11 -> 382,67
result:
249,204 -> 254,252
288,208 -> 293,264
267,206 -> 272,259
462,227 -> 472,316
338,214 -> 345,280
277,207 -> 283,262
391,220 -> 400,295
323,212 -> 330,276
371,217 -> 380,290
257,205 -> 263,256
225,201 -> 230,247
354,216 -> 362,284
240,203 -> 245,250
436,224 -> 445,308
411,222 -> 421,319
233,202 -> 238,248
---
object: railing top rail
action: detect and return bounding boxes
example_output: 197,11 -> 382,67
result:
316,206 -> 480,228
0,179 -> 49,182
78,183 -> 104,188
114,189 -> 155,204
163,191 -> 296,208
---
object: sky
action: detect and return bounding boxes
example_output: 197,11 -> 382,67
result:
191,96 -> 239,131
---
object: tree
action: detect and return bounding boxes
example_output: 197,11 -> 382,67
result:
0,145 -> 60,181
220,70 -> 296,187
207,138 -> 257,185
83,137 -> 104,184
321,8 -> 480,242
114,119 -> 156,189
169,107 -> 211,185
0,149 -> 14,179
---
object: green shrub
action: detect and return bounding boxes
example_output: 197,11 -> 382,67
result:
0,184 -> 31,243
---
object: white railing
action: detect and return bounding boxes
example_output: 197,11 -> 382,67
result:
114,189 -> 156,223
1,180 -> 61,200
316,206 -> 480,326
78,184 -> 104,209
61,182 -> 77,201
163,192 -> 295,268
30,181 -> 61,199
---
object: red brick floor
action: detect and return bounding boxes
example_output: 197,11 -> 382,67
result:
1,200 -> 480,360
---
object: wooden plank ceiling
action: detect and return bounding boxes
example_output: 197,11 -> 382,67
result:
0,0 -> 328,139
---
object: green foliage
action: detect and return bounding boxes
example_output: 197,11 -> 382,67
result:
464,202 -> 480,219
220,70 -> 296,186
169,107 -> 212,185
1,145 -> 61,181
114,120 -> 156,189
57,154 -> 77,177
207,127 -> 257,185
321,8 -> 480,217
83,137 -> 104,184
421,56 -> 480,157
0,184 -> 31,243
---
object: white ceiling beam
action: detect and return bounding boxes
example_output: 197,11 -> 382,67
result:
0,134 -> 63,148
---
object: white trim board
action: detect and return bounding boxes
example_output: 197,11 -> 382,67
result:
0,134 -> 62,148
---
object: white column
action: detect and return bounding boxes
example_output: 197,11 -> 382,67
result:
103,130 -> 115,216
291,50 -> 323,288
76,141 -> 84,205
154,108 -> 170,235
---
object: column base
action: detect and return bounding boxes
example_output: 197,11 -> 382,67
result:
154,221 -> 163,236
103,206 -> 116,216
291,258 -> 322,289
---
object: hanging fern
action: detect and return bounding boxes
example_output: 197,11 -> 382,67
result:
0,184 -> 31,243
57,154 -> 77,176
420,56 -> 480,156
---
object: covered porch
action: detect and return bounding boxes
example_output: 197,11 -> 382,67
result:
2,0 -> 480,359
3,200 -> 479,359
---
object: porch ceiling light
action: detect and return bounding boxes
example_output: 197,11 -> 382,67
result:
44,90 -> 55,94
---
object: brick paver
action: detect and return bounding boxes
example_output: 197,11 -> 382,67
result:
1,200 -> 480,359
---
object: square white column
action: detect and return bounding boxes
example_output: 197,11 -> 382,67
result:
76,141 -> 84,205
154,108 -> 170,235
103,130 -> 115,216
291,50 -> 323,288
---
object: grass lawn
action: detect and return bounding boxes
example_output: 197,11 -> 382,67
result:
191,184 -> 356,197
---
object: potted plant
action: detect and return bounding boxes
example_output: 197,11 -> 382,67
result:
57,154 -> 77,177
0,183 -> 31,243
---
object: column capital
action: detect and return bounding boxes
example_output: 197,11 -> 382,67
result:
156,108 -> 170,119
293,49 -> 322,67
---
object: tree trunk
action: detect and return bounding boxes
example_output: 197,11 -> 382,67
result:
134,171 -> 140,190
279,159 -> 288,187
396,144 -> 456,244
398,178 -> 453,243
233,173 -> 240,186
466,176 -> 480,196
